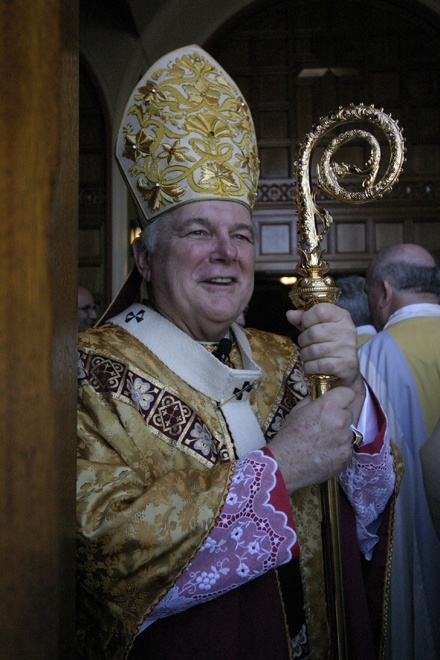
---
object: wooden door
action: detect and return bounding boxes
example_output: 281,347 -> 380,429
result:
0,1 -> 78,656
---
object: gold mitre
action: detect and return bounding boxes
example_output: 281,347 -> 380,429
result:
115,45 -> 259,227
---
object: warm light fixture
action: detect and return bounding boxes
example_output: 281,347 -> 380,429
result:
279,276 -> 297,286
129,218 -> 142,245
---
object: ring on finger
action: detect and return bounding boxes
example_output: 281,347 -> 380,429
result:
350,424 -> 364,449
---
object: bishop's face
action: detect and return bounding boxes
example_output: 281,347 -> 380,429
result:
135,201 -> 256,341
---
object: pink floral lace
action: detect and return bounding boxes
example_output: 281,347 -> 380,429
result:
140,426 -> 395,632
138,448 -> 297,632
339,430 -> 395,558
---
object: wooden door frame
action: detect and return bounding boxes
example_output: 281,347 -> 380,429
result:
0,1 -> 78,656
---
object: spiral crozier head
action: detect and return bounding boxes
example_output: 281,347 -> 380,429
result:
289,103 -> 405,311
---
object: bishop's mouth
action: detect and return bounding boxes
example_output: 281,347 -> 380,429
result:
204,277 -> 235,285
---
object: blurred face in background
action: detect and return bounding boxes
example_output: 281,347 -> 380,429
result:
78,287 -> 97,332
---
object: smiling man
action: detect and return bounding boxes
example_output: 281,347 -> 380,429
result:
133,201 -> 255,341
76,46 -> 400,660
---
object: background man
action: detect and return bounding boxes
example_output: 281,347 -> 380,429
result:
77,286 -> 97,332
421,417 -> 440,540
76,45 -> 399,660
359,243 -> 440,659
335,274 -> 376,346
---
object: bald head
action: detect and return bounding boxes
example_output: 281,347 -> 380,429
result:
370,243 -> 436,272
366,243 -> 439,330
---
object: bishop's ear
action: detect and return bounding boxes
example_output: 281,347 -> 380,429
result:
132,237 -> 151,282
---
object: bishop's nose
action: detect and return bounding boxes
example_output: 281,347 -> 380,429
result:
210,234 -> 238,263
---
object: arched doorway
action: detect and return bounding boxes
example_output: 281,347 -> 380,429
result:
207,0 -> 440,333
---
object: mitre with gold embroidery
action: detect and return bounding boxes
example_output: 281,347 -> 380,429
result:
115,45 -> 259,227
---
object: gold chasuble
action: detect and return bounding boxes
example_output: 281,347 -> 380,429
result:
77,307 -> 309,657
77,305 -> 397,659
385,316 -> 440,436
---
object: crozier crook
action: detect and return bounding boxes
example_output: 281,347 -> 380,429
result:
290,103 -> 405,659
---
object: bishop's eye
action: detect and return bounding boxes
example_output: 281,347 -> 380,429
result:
233,232 -> 254,244
189,229 -> 208,236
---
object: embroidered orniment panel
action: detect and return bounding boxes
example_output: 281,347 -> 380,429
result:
264,360 -> 310,442
78,349 -> 231,466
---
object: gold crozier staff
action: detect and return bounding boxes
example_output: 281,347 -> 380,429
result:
290,104 -> 405,660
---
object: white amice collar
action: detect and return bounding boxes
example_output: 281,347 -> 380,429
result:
385,302 -> 440,329
108,304 -> 265,458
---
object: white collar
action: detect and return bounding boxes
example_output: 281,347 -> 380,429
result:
108,304 -> 266,457
384,303 -> 440,329
356,324 -> 377,336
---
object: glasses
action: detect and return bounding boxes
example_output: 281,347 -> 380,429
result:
78,305 -> 97,314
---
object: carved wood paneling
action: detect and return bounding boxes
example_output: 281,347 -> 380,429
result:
208,0 -> 440,280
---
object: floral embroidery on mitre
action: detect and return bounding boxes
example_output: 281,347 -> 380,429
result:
116,45 -> 259,226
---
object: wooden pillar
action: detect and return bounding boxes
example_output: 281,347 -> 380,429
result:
0,1 -> 78,656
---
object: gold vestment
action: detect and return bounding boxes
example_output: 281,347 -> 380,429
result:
77,323 -> 304,658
